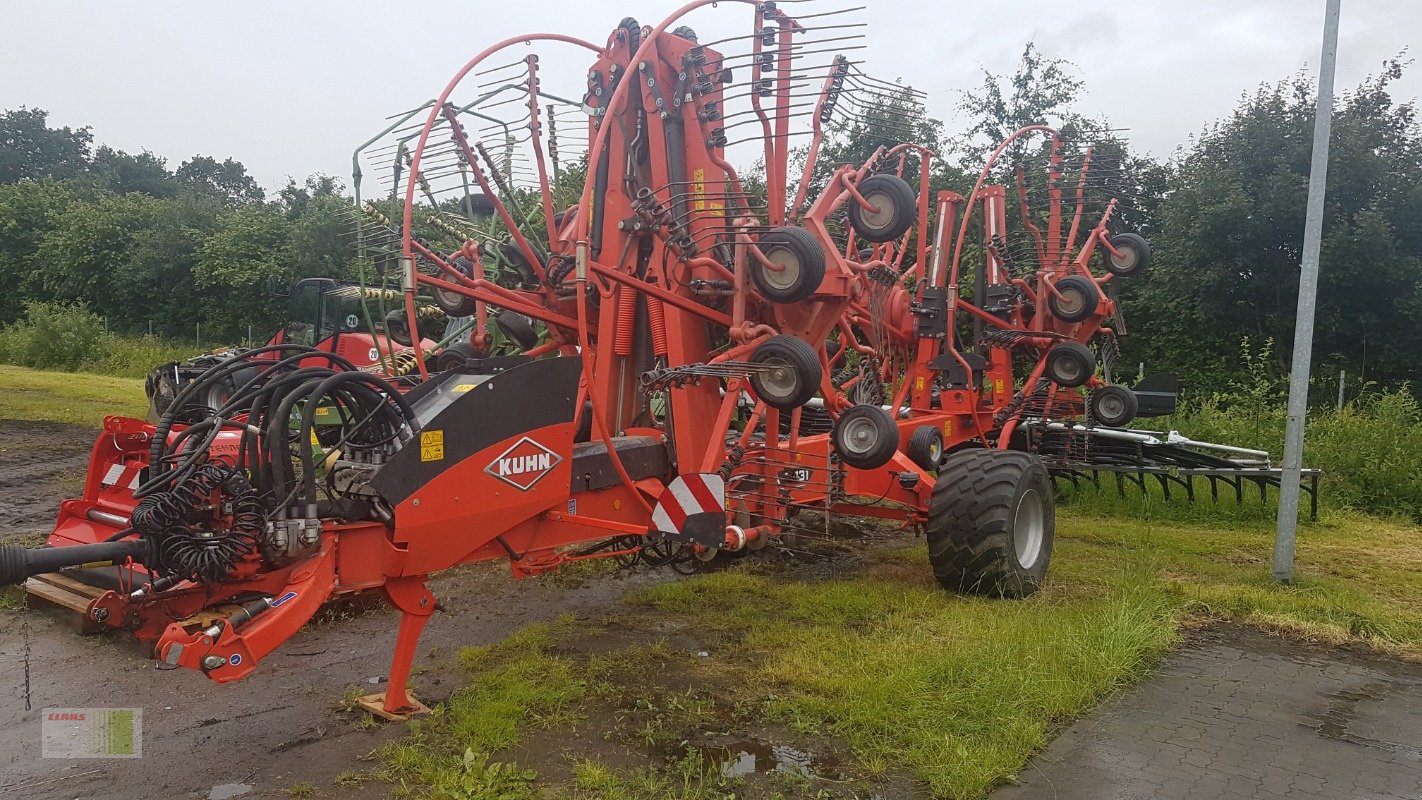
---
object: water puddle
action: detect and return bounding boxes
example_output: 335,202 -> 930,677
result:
692,739 -> 842,780
208,783 -> 253,800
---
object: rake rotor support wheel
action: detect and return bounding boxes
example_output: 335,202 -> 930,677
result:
1044,341 -> 1096,388
906,424 -> 944,471
750,226 -> 826,303
927,449 -> 1054,598
831,404 -> 899,470
1046,275 -> 1100,323
1103,233 -> 1151,277
749,335 -> 822,411
1088,384 -> 1138,428
846,174 -> 916,243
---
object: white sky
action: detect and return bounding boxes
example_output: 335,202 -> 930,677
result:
1,1 -> 1416,191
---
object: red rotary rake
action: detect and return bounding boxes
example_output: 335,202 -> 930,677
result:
1,0 -> 1152,718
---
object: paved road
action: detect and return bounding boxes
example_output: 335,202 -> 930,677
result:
994,626 -> 1422,800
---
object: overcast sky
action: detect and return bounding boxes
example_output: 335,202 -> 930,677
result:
2,1 -> 1416,191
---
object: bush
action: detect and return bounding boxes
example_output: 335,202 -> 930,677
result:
0,301 -> 109,371
0,301 -> 204,378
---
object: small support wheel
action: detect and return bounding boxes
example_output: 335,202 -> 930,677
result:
1044,341 -> 1095,388
927,449 -> 1054,597
432,256 -> 477,317
1046,275 -> 1100,323
1104,233 -> 1151,277
494,311 -> 539,351
1088,385 -> 1138,428
750,227 -> 826,303
749,335 -> 822,410
846,174 -> 916,243
906,425 -> 944,471
832,404 -> 899,470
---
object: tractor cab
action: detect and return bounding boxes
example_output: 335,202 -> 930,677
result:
270,277 -> 422,368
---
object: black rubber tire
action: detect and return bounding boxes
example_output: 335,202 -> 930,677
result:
435,342 -> 481,371
1044,341 -> 1096,388
750,226 -> 826,303
1088,384 -> 1139,428
384,309 -> 414,347
1104,232 -> 1151,278
749,335 -> 822,411
907,424 -> 945,471
433,256 -> 478,317
846,174 -> 916,243
494,312 -> 539,351
1046,275 -> 1100,323
927,449 -> 1054,598
832,404 -> 899,470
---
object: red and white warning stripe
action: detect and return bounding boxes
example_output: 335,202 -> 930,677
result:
650,473 -> 725,534
100,463 -> 142,491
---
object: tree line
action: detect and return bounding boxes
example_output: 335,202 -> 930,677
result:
1,48 -> 1419,394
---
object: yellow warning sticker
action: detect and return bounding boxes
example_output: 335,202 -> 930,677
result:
915,376 -> 926,391
420,430 -> 445,462
994,378 -> 1005,395
944,419 -> 952,438
452,383 -> 477,393
692,167 -> 706,211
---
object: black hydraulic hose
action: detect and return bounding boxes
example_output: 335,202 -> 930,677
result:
295,372 -> 417,507
146,344 -> 335,492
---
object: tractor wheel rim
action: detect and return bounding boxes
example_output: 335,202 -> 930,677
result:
841,416 -> 879,455
1054,359 -> 1082,383
760,358 -> 798,399
861,191 -> 894,229
1014,488 -> 1045,569
929,440 -> 942,461
1057,290 -> 1084,315
763,246 -> 801,290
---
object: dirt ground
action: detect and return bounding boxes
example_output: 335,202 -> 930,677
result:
0,420 -> 94,544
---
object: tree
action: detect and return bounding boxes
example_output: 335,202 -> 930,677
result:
954,43 -> 1085,169
90,146 -> 177,197
0,108 -> 93,184
176,155 -> 265,205
193,204 -> 294,338
1126,59 -> 1422,391
0,179 -> 87,322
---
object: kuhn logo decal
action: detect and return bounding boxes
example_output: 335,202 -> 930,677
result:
484,436 -> 562,491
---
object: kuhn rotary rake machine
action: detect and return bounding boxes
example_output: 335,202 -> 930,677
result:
2,1 -> 1158,717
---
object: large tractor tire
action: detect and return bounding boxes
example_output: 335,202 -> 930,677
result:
927,449 -> 1054,598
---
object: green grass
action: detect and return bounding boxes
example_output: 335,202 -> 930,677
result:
377,507 -> 1421,799
0,365 -> 148,427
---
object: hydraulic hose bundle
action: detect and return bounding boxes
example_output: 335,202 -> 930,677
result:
0,345 -> 420,587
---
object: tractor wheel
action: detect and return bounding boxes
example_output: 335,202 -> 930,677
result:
435,342 -> 483,371
832,404 -> 899,470
749,335 -> 822,410
907,424 -> 944,471
1088,385 -> 1138,428
203,376 -> 237,412
1044,341 -> 1095,388
494,312 -> 539,351
750,227 -> 826,303
846,174 -> 916,243
433,257 -> 478,317
927,449 -> 1054,597
1104,233 -> 1151,277
384,309 -> 414,347
1046,275 -> 1100,323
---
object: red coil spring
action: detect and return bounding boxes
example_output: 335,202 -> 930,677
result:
647,297 -> 668,357
613,286 -> 638,356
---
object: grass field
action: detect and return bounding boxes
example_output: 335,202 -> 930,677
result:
0,365 -> 148,427
373,508 -> 1421,800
